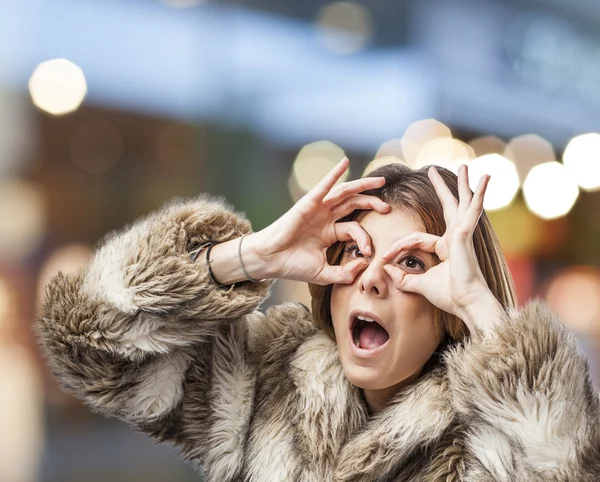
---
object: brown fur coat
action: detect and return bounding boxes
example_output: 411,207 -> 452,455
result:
38,196 -> 600,481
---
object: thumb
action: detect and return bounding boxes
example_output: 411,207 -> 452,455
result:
383,266 -> 423,295
321,259 -> 367,285
398,273 -> 422,295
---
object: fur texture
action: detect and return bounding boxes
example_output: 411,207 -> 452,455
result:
38,196 -> 600,481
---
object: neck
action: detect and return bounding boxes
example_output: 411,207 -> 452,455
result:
362,371 -> 421,413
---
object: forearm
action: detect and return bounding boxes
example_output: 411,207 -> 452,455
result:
207,232 -> 279,285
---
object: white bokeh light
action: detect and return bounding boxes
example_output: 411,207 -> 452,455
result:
504,134 -> 555,184
374,138 -> 405,161
29,59 -> 87,116
563,133 -> 600,191
468,154 -> 520,211
363,156 -> 405,176
401,119 -> 452,166
292,141 -> 347,193
523,162 -> 579,220
413,138 -> 474,174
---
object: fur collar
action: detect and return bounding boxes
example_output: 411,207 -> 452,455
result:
289,332 -> 455,480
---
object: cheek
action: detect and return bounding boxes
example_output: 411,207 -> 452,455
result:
330,286 -> 348,335
400,293 -> 434,317
397,295 -> 439,338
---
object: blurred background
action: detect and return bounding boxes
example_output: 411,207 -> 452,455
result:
1,0 -> 600,480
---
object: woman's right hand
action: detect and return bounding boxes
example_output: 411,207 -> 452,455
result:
247,157 -> 390,285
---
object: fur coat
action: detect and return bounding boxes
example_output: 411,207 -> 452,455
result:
38,196 -> 600,481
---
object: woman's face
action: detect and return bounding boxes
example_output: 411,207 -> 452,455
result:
330,208 -> 442,398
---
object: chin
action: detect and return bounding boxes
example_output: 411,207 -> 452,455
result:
342,363 -> 402,391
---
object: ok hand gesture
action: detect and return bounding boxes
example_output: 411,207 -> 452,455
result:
382,165 -> 501,333
253,157 -> 390,285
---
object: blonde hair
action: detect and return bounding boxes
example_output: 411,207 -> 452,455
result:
309,163 -> 516,348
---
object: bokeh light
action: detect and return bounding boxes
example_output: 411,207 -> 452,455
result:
563,133 -> 600,191
292,141 -> 347,194
522,161 -> 579,220
546,267 -> 600,337
315,2 -> 373,55
29,59 -> 87,116
69,120 -> 123,174
401,119 -> 452,166
469,135 -> 506,157
0,181 -> 45,260
363,156 -> 405,176
413,137 -> 475,174
468,154 -> 520,210
288,174 -> 306,203
374,138 -> 405,161
504,134 -> 555,184
37,244 -> 93,306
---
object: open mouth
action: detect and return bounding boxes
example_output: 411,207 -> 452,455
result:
351,314 -> 390,351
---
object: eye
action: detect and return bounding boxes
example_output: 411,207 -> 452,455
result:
398,255 -> 426,273
344,244 -> 365,259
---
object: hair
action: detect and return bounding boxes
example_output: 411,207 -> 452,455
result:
309,162 -> 516,352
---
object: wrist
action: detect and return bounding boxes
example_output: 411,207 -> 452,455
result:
238,231 -> 280,280
457,288 -> 503,336
205,234 -> 275,285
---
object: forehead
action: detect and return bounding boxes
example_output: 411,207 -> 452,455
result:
358,208 -> 425,240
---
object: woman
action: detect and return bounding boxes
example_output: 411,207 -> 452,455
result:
39,158 -> 600,481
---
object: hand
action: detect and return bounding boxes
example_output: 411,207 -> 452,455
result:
249,157 -> 390,285
381,165 -> 501,333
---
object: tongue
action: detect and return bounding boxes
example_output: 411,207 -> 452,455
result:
359,323 -> 389,350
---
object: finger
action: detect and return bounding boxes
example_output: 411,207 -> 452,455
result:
308,157 -> 351,201
382,232 -> 440,261
332,194 -> 390,219
323,176 -> 386,205
321,258 -> 368,285
464,174 -> 490,228
383,266 -> 422,295
457,164 -> 473,217
334,221 -> 372,256
428,166 -> 458,225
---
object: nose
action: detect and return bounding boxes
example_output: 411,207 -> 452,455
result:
358,257 -> 388,298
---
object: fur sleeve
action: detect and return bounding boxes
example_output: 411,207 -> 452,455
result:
80,194 -> 271,324
446,301 -> 600,480
38,195 -> 273,479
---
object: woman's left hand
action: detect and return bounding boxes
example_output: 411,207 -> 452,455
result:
382,165 -> 502,334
